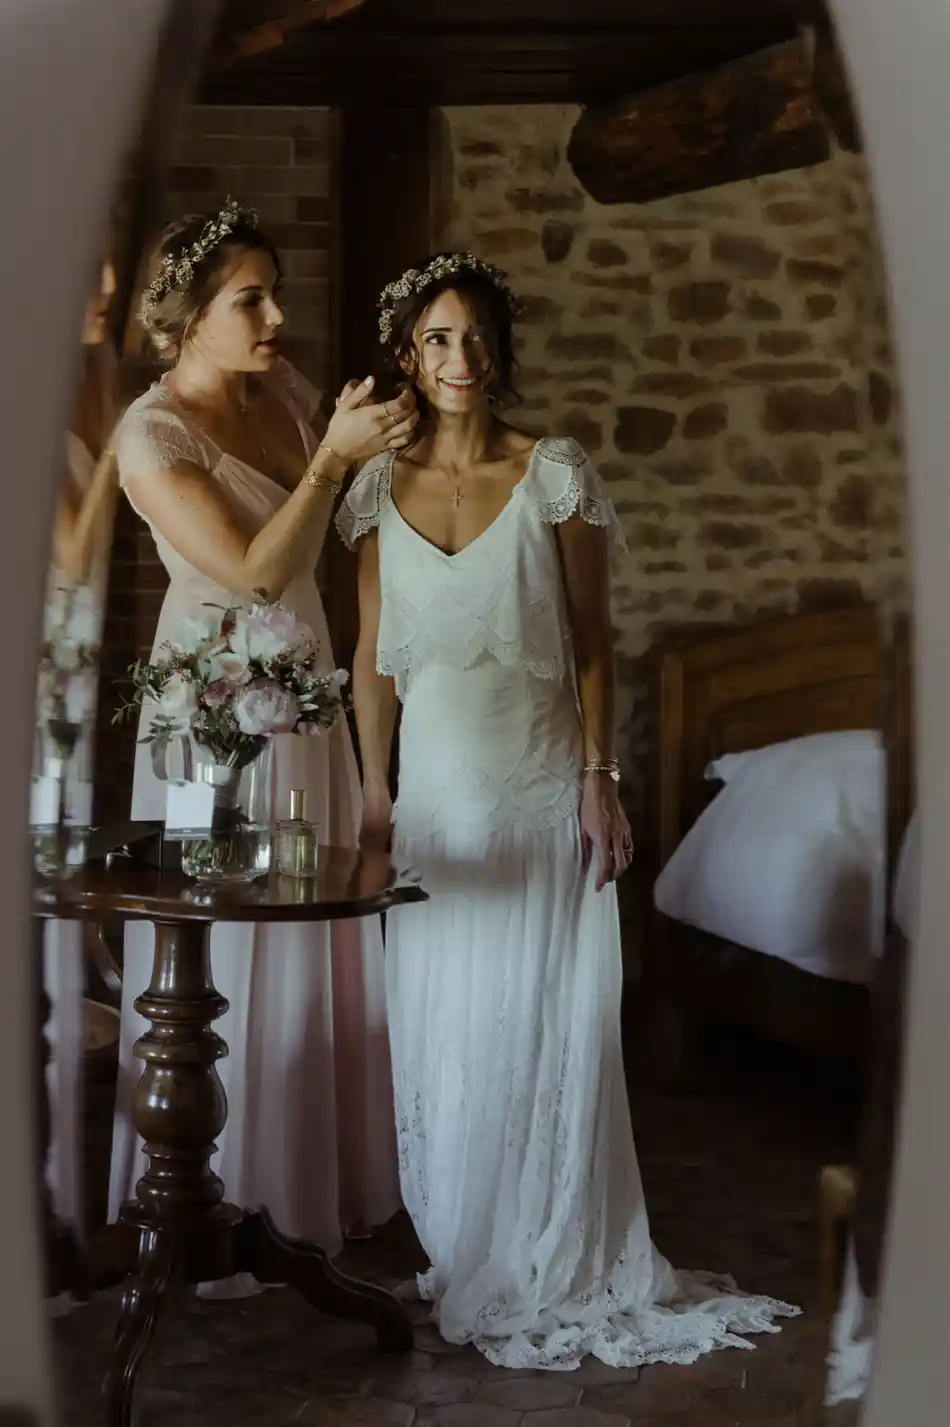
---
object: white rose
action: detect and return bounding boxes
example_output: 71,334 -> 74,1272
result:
177,608 -> 226,653
154,672 -> 198,734
203,648 -> 251,686
64,669 -> 96,725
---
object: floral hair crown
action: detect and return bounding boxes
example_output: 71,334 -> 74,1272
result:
139,196 -> 259,320
377,252 -> 524,345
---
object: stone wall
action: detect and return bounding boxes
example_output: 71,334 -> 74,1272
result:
433,104 -> 909,828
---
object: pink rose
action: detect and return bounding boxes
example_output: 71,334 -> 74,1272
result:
234,679 -> 300,736
202,679 -> 233,711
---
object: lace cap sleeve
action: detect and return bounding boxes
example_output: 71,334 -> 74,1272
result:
531,437 -> 627,553
111,400 -> 208,488
335,454 -> 392,550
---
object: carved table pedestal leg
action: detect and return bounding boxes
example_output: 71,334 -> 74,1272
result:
105,916 -> 412,1427
34,919 -> 90,1303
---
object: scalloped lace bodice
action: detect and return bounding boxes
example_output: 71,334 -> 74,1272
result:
336,437 -> 625,701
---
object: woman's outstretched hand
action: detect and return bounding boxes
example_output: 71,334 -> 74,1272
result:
580,773 -> 634,892
325,377 -> 418,466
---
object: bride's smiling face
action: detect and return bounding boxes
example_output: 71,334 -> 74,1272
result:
409,289 -> 492,414
186,248 -> 285,374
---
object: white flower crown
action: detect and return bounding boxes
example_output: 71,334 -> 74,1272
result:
139,196 -> 259,321
377,252 -> 524,345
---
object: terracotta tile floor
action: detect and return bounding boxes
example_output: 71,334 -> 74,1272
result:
54,1026 -> 867,1427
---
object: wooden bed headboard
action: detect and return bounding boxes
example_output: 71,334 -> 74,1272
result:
646,606 -> 887,870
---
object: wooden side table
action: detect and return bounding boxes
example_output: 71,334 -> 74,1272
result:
35,843 -> 427,1427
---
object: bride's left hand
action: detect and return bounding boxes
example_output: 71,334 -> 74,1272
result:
580,772 -> 634,892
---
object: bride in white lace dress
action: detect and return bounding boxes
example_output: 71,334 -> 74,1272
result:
338,253 -> 800,1370
108,202 -> 418,1288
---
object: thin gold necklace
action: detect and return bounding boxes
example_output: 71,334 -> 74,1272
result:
237,383 -> 267,467
431,453 -> 464,507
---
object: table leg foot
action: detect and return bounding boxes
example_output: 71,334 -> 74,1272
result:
236,1207 -> 413,1352
104,1227 -> 175,1427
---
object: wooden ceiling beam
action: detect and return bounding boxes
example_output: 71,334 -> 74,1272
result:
201,23 -> 807,106
208,0 -> 368,75
566,32 -> 860,207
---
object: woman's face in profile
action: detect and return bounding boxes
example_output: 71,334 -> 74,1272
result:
185,248 -> 285,375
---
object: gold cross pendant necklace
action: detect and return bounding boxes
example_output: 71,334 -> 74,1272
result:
433,455 -> 463,507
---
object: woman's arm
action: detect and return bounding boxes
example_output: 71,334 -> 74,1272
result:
124,380 -> 416,600
352,532 -> 398,848
557,518 -> 615,765
556,518 -> 632,890
51,450 -> 119,585
125,444 -> 348,599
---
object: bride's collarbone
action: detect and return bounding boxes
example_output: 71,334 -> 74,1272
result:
392,458 -> 530,554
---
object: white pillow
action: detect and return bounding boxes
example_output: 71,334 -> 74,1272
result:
654,731 -> 885,983
706,730 -> 880,786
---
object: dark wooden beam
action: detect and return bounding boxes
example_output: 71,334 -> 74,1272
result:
207,0 -> 368,75
813,24 -> 862,152
200,21 -> 814,107
321,107 -> 434,675
567,38 -> 833,206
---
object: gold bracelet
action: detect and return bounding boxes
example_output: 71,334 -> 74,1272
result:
583,759 -> 620,783
305,445 -> 346,493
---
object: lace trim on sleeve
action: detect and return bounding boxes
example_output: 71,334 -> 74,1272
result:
335,454 -> 393,549
533,438 -> 627,553
111,401 -> 208,488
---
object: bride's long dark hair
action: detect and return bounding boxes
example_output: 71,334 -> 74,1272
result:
376,254 -> 521,415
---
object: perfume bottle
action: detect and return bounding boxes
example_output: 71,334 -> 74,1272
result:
275,788 -> 318,878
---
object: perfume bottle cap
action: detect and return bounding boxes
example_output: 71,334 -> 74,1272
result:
289,788 -> 305,821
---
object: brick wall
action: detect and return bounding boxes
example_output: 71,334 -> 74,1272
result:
95,106 -> 336,823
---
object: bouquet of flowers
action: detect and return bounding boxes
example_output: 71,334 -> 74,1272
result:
37,579 -> 102,761
32,580 -> 102,873
115,591 -> 347,881
116,589 -> 347,765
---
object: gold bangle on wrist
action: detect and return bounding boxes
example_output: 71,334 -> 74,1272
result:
305,444 -> 346,493
583,759 -> 620,783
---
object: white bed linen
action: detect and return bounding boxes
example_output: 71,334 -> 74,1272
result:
654,732 -> 886,983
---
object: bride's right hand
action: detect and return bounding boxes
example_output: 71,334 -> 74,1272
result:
325,377 -> 417,466
360,785 -> 394,853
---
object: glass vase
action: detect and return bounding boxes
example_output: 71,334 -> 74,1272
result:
30,714 -> 94,880
172,740 -> 274,885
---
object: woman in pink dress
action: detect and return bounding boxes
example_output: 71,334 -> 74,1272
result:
42,251 -> 118,1282
108,200 -> 417,1295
